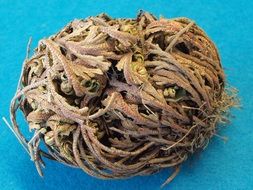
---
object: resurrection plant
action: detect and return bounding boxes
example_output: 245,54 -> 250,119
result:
9,11 -> 238,186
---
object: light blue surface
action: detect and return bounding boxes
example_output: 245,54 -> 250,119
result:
0,0 -> 252,189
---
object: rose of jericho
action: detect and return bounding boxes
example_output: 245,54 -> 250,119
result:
9,12 -> 238,185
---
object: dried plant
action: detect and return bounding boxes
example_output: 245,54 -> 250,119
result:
9,11 -> 238,186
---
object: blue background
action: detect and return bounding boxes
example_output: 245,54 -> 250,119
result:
0,0 -> 252,189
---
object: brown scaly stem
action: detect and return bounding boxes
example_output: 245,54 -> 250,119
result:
9,11 -> 239,186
